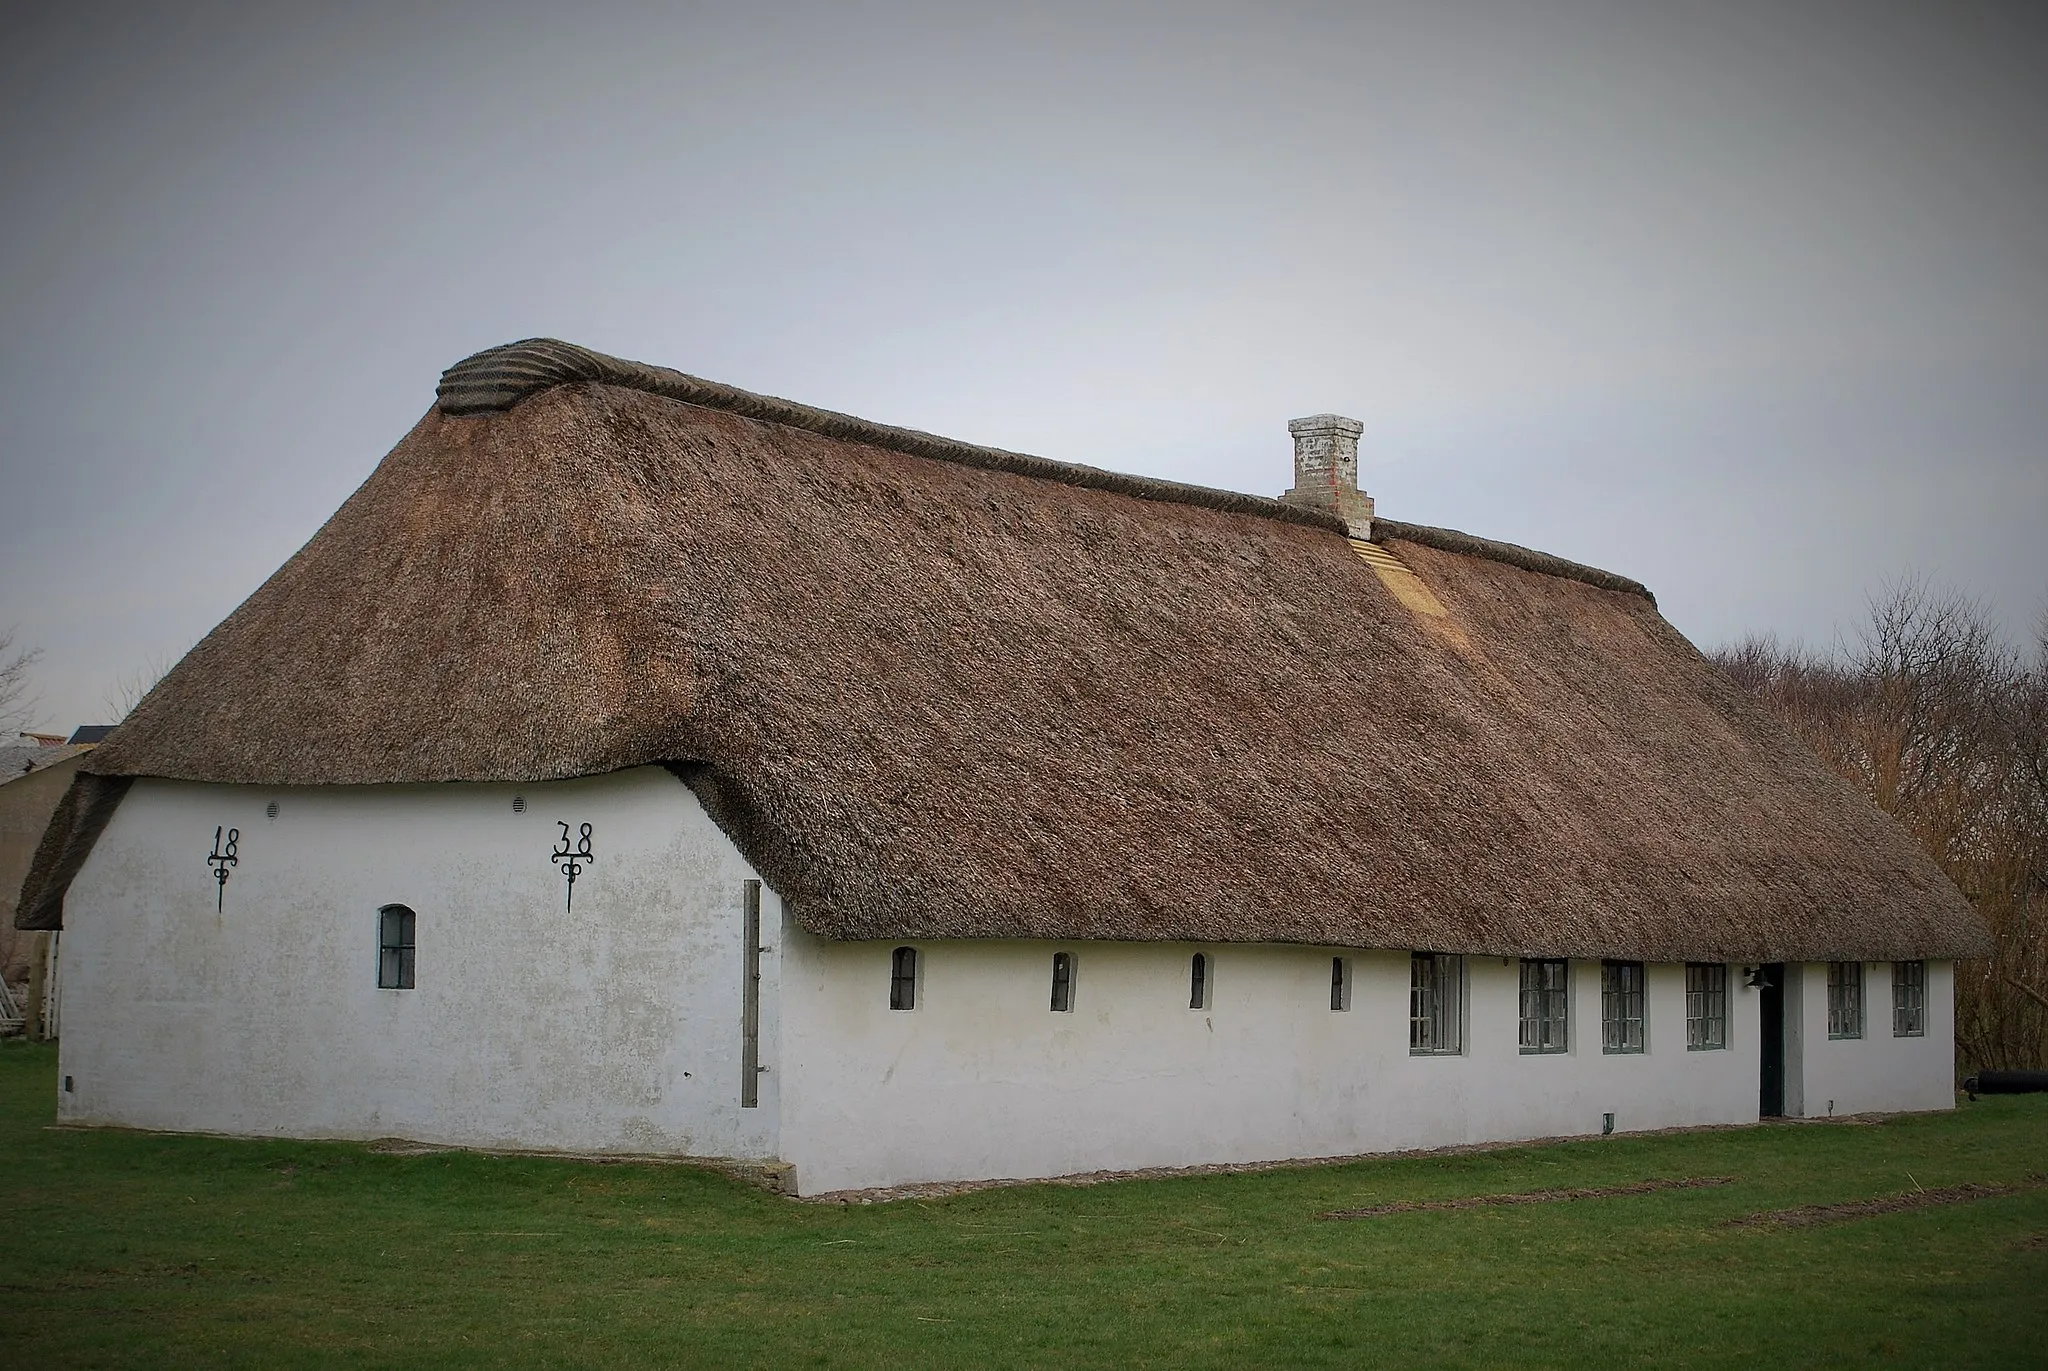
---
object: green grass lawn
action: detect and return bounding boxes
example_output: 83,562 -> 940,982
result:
3,1041 -> 2045,1369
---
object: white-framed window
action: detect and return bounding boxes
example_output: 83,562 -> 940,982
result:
1600,961 -> 1646,1054
377,904 -> 416,989
1519,958 -> 1569,1054
1827,961 -> 1863,1039
1189,952 -> 1211,1010
889,946 -> 919,1011
1685,963 -> 1728,1050
1892,960 -> 1926,1037
1409,952 -> 1463,1054
1050,951 -> 1076,1012
1330,956 -> 1351,1012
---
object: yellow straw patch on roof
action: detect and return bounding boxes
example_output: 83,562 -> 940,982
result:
1350,535 -> 1486,665
1350,538 -> 1448,618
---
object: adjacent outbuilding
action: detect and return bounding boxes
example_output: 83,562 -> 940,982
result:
14,339 -> 1988,1193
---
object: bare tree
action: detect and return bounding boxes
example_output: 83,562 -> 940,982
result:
102,653 -> 175,723
1712,583 -> 2048,1071
0,626 -> 42,735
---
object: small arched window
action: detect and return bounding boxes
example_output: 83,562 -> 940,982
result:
1189,952 -> 1209,1010
378,905 -> 416,989
889,946 -> 918,1011
1050,952 -> 1075,1012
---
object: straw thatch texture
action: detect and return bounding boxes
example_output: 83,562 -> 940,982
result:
437,338 -> 1349,535
19,353 -> 1985,959
15,773 -> 130,932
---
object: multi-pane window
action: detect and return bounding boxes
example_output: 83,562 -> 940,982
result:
1189,953 -> 1211,1010
1892,961 -> 1926,1037
1519,958 -> 1569,1053
1330,957 -> 1351,1012
1410,953 -> 1463,1054
1685,963 -> 1728,1050
377,904 -> 416,989
1600,961 -> 1646,1053
889,946 -> 918,1011
1827,961 -> 1863,1039
1049,952 -> 1075,1012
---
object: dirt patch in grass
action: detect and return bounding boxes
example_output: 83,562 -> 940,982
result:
2013,1234 -> 2048,1251
1318,1175 -> 1738,1219
1725,1175 -> 2047,1230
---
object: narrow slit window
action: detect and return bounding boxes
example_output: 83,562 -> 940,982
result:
1330,956 -> 1350,1012
1892,961 -> 1926,1037
889,946 -> 918,1011
1050,952 -> 1075,1012
1685,963 -> 1727,1050
377,905 -> 416,989
740,881 -> 761,1108
1519,958 -> 1569,1053
1600,961 -> 1646,1054
1189,953 -> 1209,1010
1827,961 -> 1863,1039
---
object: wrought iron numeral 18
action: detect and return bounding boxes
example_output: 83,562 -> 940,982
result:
206,825 -> 240,911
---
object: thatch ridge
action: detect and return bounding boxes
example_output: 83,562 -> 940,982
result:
1373,519 -> 1654,603
16,367 -> 1985,960
438,337 -> 1350,536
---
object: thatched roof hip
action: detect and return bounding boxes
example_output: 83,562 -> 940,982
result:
15,340 -> 1988,962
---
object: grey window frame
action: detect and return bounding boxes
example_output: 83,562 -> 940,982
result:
1519,958 -> 1569,1054
1827,961 -> 1863,1039
1409,952 -> 1463,1054
1892,960 -> 1926,1037
377,904 -> 416,990
1685,962 -> 1728,1050
1600,960 -> 1646,1054
889,946 -> 918,1011
1050,951 -> 1075,1013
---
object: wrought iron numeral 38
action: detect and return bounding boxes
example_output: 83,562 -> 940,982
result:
206,825 -> 240,911
551,821 -> 596,911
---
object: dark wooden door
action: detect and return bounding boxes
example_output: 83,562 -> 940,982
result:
1759,963 -> 1786,1117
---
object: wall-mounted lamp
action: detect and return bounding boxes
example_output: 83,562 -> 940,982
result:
1743,965 -> 1774,990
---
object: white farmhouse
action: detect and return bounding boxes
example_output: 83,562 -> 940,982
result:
16,339 -> 1988,1195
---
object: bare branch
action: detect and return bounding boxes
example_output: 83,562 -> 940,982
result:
102,653 -> 175,723
0,625 -> 43,734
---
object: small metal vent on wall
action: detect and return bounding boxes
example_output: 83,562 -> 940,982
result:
512,795 -> 527,814
265,801 -> 279,821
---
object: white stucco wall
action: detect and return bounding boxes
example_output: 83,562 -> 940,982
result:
56,767 -> 782,1160
55,775 -> 1961,1192
1784,960 -> 1955,1117
778,940 -> 1783,1195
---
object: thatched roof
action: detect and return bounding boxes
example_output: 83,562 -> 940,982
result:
17,340 -> 1986,959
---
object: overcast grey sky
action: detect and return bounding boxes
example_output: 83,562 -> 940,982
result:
3,1 -> 2043,732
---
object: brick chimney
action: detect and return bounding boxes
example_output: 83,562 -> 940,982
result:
1280,413 -> 1373,535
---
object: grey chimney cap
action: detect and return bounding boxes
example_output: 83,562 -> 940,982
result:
1287,413 -> 1365,437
